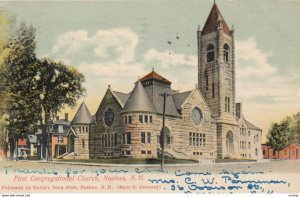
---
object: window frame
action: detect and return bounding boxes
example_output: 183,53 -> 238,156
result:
206,44 -> 215,63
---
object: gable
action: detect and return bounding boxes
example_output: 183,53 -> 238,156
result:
95,88 -> 123,125
181,86 -> 214,121
237,116 -> 247,128
96,88 -> 123,115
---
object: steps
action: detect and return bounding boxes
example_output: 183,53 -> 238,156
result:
157,148 -> 191,160
59,152 -> 76,160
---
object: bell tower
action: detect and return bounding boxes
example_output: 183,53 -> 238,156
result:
197,2 -> 238,158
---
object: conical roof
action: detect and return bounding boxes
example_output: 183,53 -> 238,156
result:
72,102 -> 92,124
123,80 -> 156,113
201,3 -> 231,36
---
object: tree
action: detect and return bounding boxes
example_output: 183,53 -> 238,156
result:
3,21 -> 85,160
267,120 -> 290,157
286,112 -> 300,144
35,58 -> 85,160
4,22 -> 38,159
0,10 -> 13,157
0,10 -> 14,114
0,115 -> 9,159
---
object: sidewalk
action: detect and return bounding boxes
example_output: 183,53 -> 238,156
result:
10,158 -> 269,167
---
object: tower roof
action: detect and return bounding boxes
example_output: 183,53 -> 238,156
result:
140,70 -> 172,85
201,3 -> 231,36
123,80 -> 156,113
72,102 -> 92,124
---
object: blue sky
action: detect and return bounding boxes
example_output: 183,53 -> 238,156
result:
1,0 -> 300,142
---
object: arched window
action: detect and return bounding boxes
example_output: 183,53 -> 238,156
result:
225,97 -> 230,112
205,69 -> 208,90
226,131 -> 234,155
206,44 -> 215,62
224,44 -> 230,63
228,97 -> 230,112
225,97 -> 228,112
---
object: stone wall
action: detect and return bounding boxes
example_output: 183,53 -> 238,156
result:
73,125 -> 89,159
90,89 -> 123,158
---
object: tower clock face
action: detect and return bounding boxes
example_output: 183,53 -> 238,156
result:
104,108 -> 114,126
192,107 -> 202,125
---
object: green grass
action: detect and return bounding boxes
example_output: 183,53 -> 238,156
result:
57,158 -> 198,165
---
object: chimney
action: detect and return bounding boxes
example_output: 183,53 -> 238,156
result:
65,113 -> 69,122
236,103 -> 242,118
56,116 -> 59,120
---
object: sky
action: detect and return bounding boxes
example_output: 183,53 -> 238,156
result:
0,0 -> 300,142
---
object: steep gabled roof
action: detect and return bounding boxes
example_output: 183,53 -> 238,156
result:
245,119 -> 261,131
72,102 -> 92,124
113,91 -> 130,107
144,84 -> 180,117
123,80 -> 156,113
202,3 -> 231,36
173,91 -> 192,109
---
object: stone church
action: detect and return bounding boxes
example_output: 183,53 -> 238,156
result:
67,3 -> 262,160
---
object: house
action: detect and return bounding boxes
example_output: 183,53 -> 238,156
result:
27,134 -> 37,157
262,144 -> 300,160
51,114 -> 70,158
17,137 -> 29,158
36,113 -> 70,160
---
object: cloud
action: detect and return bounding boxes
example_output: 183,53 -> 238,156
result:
236,37 -> 277,78
51,29 -> 299,106
51,27 -> 139,64
144,48 -> 197,68
236,37 -> 300,107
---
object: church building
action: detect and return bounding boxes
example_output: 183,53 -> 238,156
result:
67,2 -> 262,160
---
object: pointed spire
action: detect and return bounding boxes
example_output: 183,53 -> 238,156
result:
72,102 -> 92,124
122,80 -> 156,113
201,3 -> 231,36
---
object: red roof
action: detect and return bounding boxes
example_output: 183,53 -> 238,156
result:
18,138 -> 27,146
140,70 -> 172,84
201,3 -> 231,36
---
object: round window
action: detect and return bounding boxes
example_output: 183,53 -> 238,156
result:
104,108 -> 114,126
192,107 -> 202,125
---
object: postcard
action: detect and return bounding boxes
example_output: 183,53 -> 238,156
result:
0,0 -> 300,196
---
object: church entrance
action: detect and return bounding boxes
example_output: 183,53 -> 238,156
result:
160,127 -> 171,149
226,131 -> 234,156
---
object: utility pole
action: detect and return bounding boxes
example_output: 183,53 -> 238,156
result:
160,93 -> 170,170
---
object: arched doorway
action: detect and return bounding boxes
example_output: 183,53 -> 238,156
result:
160,127 -> 171,149
226,131 -> 234,155
68,133 -> 75,153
